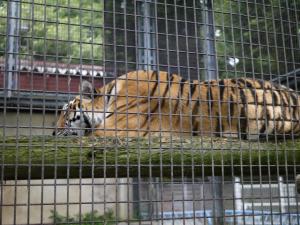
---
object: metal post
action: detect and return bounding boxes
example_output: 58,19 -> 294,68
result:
137,0 -> 156,70
204,0 -> 222,224
203,0 -> 217,80
134,0 -> 157,219
5,0 -> 20,98
209,176 -> 224,225
234,177 -> 243,212
278,176 -> 286,213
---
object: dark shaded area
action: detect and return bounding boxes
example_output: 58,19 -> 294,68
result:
104,0 -> 205,80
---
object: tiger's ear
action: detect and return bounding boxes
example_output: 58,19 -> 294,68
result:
80,80 -> 96,99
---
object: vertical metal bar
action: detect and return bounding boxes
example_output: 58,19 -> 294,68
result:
234,177 -> 243,212
152,1 -> 160,223
173,1 -> 183,224
0,0 -> 7,216
40,0 -> 47,223
132,0 -> 140,220
278,176 -> 286,213
162,0 -> 172,222
277,2 -> 294,223
65,0 -> 71,224
182,0 -> 192,223
135,1 -> 158,221
27,1 -> 34,225
88,0 -> 96,223
53,0 -> 59,223
5,0 -> 20,98
209,176 -> 224,225
243,1 -> 256,224
290,0 -> 300,221
121,1 -> 132,223
259,1 -> 278,224
191,0 -> 202,222
204,1 -> 223,224
10,0 -> 21,213
137,0 -> 156,70
268,1 -> 284,224
203,0 -> 217,80
102,1 -> 108,224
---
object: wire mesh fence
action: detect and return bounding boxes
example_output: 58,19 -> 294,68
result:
1,0 -> 300,224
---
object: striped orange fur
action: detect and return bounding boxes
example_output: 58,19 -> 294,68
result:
53,70 -> 300,139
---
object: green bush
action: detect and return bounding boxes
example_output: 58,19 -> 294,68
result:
49,210 -> 115,225
0,0 -> 103,64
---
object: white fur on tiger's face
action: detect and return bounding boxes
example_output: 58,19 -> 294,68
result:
53,70 -> 300,140
52,98 -> 109,136
52,81 -> 116,136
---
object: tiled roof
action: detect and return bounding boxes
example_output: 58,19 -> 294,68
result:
0,59 -> 105,77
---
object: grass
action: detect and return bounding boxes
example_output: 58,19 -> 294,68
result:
49,210 -> 115,225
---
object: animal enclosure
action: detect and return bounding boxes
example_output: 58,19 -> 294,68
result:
1,0 -> 300,224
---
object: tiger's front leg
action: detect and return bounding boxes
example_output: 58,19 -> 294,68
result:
93,113 -> 149,137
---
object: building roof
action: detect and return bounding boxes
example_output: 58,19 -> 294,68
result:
0,59 -> 106,77
0,59 -> 111,111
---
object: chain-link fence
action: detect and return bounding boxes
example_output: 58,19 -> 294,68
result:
1,0 -> 300,224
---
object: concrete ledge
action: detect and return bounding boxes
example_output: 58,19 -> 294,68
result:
0,91 -> 72,111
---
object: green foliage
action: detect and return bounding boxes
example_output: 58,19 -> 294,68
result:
1,1 -> 299,76
0,1 -> 7,55
49,210 -> 115,225
1,0 -> 103,64
214,0 -> 300,79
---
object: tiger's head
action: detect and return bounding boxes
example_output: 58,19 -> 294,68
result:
52,80 -> 111,136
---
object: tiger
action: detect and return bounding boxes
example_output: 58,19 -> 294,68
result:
52,70 -> 300,140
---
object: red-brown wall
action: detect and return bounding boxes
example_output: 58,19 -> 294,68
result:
0,71 -> 105,93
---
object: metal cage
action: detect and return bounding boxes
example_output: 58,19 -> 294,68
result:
1,0 -> 300,224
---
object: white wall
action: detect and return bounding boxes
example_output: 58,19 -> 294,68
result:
0,111 -> 57,136
1,112 -> 133,224
1,178 -> 133,224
